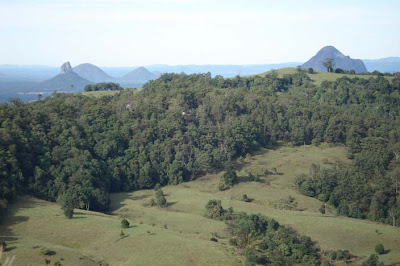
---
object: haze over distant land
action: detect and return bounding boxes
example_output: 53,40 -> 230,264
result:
0,0 -> 399,66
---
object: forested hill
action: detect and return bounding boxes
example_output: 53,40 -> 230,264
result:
1,72 -> 400,225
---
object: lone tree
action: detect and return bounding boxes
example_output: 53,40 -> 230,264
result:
57,192 -> 76,219
121,218 -> 130,228
323,58 -> 334,72
221,169 -> 238,187
155,187 -> 167,207
375,243 -> 385,255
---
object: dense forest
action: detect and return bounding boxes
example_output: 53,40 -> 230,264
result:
1,71 -> 400,226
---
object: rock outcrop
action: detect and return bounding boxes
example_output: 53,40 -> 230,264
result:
60,62 -> 73,74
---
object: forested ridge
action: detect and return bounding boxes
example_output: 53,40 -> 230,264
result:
1,71 -> 400,225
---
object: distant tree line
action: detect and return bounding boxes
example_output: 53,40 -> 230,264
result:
84,82 -> 123,92
0,72 -> 399,225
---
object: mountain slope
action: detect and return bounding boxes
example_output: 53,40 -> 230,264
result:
363,57 -> 400,73
73,63 -> 114,82
302,46 -> 367,73
31,62 -> 92,92
119,67 -> 158,84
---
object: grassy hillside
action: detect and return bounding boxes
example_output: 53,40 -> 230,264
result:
80,88 -> 141,98
259,67 -> 393,85
1,145 -> 399,265
80,90 -> 121,98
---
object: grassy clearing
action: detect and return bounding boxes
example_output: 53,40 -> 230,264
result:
1,144 -> 399,265
255,67 -> 393,85
80,90 -> 121,98
80,88 -> 141,98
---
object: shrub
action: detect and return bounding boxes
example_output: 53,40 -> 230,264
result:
229,238 -> 238,246
121,218 -> 130,228
149,198 -> 156,206
361,254 -> 382,266
271,167 -> 277,175
329,250 -> 337,260
0,240 -> 6,251
221,169 -> 237,187
336,249 -> 351,260
155,188 -> 167,207
242,194 -> 250,202
375,243 -> 384,254
319,204 -> 326,214
40,247 -> 51,255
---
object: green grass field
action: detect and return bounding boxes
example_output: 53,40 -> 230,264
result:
1,144 -> 400,265
80,90 -> 122,98
257,67 -> 393,85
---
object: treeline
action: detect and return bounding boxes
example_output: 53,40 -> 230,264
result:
296,139 -> 400,225
1,72 -> 399,224
84,82 -> 123,92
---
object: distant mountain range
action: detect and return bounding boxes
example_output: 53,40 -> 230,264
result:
363,57 -> 400,73
302,46 -> 367,73
28,62 -> 93,92
1,49 -> 399,102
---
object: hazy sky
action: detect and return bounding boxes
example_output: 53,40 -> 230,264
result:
1,0 -> 399,66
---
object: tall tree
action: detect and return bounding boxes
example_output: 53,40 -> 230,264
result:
323,58 -> 334,72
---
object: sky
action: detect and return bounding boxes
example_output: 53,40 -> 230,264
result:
0,0 -> 399,66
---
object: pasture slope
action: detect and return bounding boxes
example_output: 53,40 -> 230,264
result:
1,144 -> 400,265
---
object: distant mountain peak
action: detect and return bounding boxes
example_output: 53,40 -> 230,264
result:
72,63 -> 114,83
120,66 -> 157,84
302,46 -> 367,73
60,62 -> 72,74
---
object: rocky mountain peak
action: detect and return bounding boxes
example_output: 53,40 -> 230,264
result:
302,46 -> 367,73
60,62 -> 72,74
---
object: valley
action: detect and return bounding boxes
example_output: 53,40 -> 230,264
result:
2,145 -> 399,265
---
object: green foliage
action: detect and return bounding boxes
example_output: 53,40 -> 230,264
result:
242,194 -> 250,202
205,200 -> 226,219
149,198 -> 156,206
121,218 -> 130,228
221,169 -> 237,187
155,188 -> 167,207
361,254 -> 385,266
206,201 -> 320,264
1,71 -> 399,227
0,240 -> 7,251
40,247 -> 51,255
272,195 -> 298,210
336,249 -> 351,260
323,58 -> 334,72
319,204 -> 326,214
375,243 -> 385,255
57,193 -> 75,219
84,82 -> 122,92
